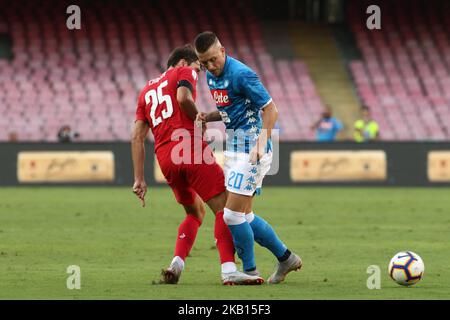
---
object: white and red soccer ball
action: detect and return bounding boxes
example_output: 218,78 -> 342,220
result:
388,251 -> 424,286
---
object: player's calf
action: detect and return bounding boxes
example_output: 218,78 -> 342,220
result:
246,212 -> 289,260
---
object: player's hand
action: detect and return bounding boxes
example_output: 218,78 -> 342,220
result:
132,180 -> 147,207
195,112 -> 207,125
249,143 -> 265,165
195,112 -> 208,137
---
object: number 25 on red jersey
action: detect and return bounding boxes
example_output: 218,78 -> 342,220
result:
144,80 -> 173,127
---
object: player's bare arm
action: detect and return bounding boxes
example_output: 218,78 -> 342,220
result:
250,101 -> 278,165
131,120 -> 149,207
196,110 -> 222,123
177,86 -> 198,121
206,111 -> 222,122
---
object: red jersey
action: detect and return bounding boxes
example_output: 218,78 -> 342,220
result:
135,67 -> 198,152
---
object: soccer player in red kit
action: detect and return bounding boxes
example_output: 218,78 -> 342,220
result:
131,44 -> 263,285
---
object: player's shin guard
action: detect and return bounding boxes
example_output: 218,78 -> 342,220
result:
223,208 -> 256,272
214,211 -> 236,265
174,214 -> 202,261
246,212 -> 289,261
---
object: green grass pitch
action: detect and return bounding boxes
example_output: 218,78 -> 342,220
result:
0,186 -> 449,299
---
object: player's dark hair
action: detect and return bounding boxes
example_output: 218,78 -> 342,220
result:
194,31 -> 218,54
362,105 -> 370,111
166,44 -> 198,69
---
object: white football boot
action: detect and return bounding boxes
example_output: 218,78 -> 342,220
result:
267,253 -> 302,284
244,269 -> 261,277
161,258 -> 184,284
221,270 -> 264,285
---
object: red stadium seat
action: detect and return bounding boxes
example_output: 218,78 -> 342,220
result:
0,0 -> 324,142
348,0 -> 450,140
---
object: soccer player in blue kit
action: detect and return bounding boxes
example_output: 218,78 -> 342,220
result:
194,32 -> 302,283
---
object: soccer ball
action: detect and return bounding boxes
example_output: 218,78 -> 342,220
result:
388,251 -> 424,286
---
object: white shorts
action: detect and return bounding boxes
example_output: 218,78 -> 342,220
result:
223,151 -> 273,196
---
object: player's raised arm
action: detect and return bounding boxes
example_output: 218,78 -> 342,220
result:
131,119 -> 149,207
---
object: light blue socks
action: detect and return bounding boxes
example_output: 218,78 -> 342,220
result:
247,212 -> 288,259
224,208 -> 256,271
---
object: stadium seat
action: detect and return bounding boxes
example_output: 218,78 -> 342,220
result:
0,0 -> 323,142
348,0 -> 450,140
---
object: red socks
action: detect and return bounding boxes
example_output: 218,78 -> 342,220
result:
173,211 -> 235,265
214,211 -> 236,264
174,214 -> 201,260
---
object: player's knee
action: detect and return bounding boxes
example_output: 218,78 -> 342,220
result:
184,201 -> 206,224
223,208 -> 246,225
225,192 -> 250,213
191,206 -> 205,223
206,191 -> 226,215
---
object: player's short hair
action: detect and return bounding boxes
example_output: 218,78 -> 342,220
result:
166,44 -> 198,69
194,31 -> 218,54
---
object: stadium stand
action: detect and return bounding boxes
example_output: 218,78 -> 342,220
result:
0,0 -> 322,142
348,0 -> 450,140
289,21 -> 361,139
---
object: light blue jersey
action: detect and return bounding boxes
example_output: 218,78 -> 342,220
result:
207,56 -> 273,153
211,58 -> 292,273
316,117 -> 343,141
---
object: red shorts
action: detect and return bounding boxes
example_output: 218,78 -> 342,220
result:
156,140 -> 225,205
